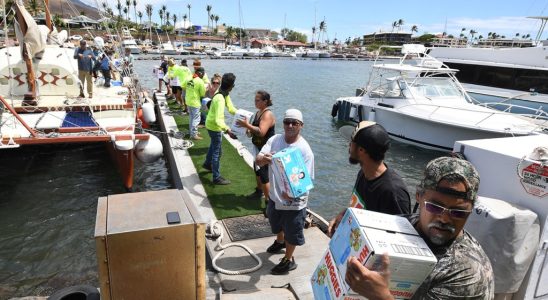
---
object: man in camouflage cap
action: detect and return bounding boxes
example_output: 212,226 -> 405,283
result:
345,157 -> 494,299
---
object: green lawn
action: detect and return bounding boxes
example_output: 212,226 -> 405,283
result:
168,102 -> 264,219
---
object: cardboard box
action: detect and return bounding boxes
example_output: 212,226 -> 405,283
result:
230,109 -> 254,136
329,208 -> 437,299
311,249 -> 366,300
271,147 -> 314,198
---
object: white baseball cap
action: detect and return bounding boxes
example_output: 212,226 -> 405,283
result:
284,109 -> 303,123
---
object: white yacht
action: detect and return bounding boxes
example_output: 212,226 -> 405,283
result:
331,44 -> 545,151
120,27 -> 141,55
160,42 -> 178,55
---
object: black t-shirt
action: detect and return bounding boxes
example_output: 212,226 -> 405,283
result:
348,167 -> 411,214
160,61 -> 168,74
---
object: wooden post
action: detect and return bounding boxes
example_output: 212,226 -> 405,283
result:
44,0 -> 53,32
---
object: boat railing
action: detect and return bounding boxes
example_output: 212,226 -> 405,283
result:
394,102 -> 548,130
477,102 -> 548,120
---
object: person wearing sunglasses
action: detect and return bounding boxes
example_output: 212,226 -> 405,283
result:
201,74 -> 222,127
345,157 -> 494,300
256,109 -> 314,275
328,121 -> 410,237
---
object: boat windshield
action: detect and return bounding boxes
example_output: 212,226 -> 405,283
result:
407,77 -> 464,98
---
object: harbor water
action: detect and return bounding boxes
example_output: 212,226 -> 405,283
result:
0,57 -> 443,298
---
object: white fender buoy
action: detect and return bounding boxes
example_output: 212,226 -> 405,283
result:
135,134 -> 163,163
142,102 -> 156,123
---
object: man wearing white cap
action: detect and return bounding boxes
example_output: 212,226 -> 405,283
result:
256,108 -> 315,275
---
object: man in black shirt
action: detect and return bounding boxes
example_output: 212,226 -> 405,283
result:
328,121 -> 410,237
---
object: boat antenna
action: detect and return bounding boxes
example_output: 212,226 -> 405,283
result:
443,16 -> 447,38
527,16 -> 548,43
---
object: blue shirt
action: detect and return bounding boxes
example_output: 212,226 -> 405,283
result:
73,47 -> 95,72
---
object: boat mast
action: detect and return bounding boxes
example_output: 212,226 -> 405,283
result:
13,1 -> 37,102
44,0 -> 52,31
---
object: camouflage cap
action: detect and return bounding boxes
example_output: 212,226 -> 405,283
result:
419,157 -> 480,201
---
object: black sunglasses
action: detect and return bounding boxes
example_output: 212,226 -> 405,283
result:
212,81 -> 220,84
424,201 -> 471,219
283,120 -> 301,126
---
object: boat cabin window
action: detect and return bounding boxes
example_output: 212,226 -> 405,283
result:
12,68 -> 21,75
51,68 -> 60,76
0,77 -> 7,85
409,77 -> 463,98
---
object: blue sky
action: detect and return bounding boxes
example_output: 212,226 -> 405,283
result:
95,0 -> 548,42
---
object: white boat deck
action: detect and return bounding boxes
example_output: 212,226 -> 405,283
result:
5,85 -> 130,110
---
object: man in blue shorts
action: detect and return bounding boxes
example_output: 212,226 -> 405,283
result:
256,109 -> 314,275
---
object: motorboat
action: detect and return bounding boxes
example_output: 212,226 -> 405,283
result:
318,50 -> 330,58
243,48 -> 262,57
331,44 -> 545,151
160,42 -> 178,55
120,27 -> 141,55
428,16 -> 548,115
0,4 -> 161,190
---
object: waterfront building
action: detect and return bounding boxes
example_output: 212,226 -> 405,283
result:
363,31 -> 412,45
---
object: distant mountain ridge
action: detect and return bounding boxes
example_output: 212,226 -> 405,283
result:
48,0 -> 101,19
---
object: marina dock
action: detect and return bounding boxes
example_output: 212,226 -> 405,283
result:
154,91 -> 330,299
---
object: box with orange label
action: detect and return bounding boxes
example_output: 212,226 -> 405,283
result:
329,208 -> 437,299
311,248 -> 366,300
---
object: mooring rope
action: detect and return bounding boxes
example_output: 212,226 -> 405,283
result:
206,220 -> 262,275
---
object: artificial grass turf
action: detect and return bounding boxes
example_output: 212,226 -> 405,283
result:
167,102 -> 264,219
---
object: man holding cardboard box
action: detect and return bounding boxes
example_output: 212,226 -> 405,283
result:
328,121 -> 411,237
345,157 -> 494,299
256,109 -> 314,275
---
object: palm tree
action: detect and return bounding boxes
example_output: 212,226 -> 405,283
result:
210,14 -> 215,33
392,21 -> 397,32
469,29 -> 477,40
137,11 -> 143,25
125,0 -> 130,21
145,4 -> 153,28
187,3 -> 191,26
116,0 -> 122,22
158,9 -> 164,27
206,4 -> 212,33
214,15 -> 219,29
183,14 -> 188,29
173,14 -> 177,30
27,0 -> 41,16
311,26 -> 316,45
165,11 -> 170,26
411,25 -> 418,34
133,0 -> 137,24
319,20 -> 327,45
123,6 -> 129,21
397,19 -> 404,31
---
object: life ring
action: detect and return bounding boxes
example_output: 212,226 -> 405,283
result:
331,102 -> 339,118
47,285 -> 100,300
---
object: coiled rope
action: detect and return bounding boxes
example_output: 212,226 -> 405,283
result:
206,221 -> 262,275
